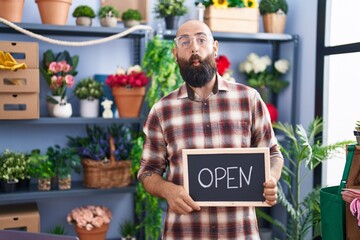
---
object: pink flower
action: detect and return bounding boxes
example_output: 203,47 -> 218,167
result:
48,62 -> 57,73
65,75 -> 74,88
67,205 -> 112,231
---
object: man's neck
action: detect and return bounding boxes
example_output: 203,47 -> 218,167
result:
190,76 -> 216,100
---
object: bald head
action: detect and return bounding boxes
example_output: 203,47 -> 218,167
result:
176,20 -> 213,39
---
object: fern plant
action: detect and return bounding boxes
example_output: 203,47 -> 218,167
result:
257,117 -> 353,240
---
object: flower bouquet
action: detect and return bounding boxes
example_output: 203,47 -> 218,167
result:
67,205 -> 112,239
105,65 -> 149,118
40,50 -> 79,117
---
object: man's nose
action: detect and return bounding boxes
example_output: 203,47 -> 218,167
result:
190,38 -> 199,53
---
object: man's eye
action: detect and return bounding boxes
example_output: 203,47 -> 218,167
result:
181,40 -> 190,46
198,38 -> 206,44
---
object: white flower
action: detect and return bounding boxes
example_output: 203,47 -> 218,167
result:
239,62 -> 253,73
260,55 -> 272,66
127,65 -> 142,74
252,58 -> 268,74
116,67 -> 126,75
274,59 -> 290,74
247,52 -> 259,63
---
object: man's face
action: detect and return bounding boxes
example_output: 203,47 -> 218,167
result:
173,21 -> 219,88
177,52 -> 217,88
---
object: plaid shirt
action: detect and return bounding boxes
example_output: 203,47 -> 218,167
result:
139,75 -> 282,240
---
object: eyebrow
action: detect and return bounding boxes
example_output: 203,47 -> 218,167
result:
176,32 -> 208,38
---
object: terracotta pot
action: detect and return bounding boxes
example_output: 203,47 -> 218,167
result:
0,0 -> 24,22
36,0 -> 72,25
112,86 -> 145,118
75,223 -> 109,240
263,11 -> 286,34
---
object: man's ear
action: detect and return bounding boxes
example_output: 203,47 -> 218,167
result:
172,48 -> 178,62
213,40 -> 219,56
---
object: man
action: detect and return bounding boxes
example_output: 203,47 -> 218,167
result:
138,20 -> 284,239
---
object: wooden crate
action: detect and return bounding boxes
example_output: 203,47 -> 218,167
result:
204,6 -> 259,33
101,0 -> 149,23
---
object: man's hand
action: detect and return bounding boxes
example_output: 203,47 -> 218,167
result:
163,182 -> 201,215
263,176 -> 278,206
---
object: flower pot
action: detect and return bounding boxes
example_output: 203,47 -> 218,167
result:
53,102 -> 73,118
164,16 -> 179,30
80,99 -> 99,118
58,175 -> 71,190
263,10 -> 286,34
75,223 -> 109,240
76,16 -> 92,26
38,178 -> 51,191
0,179 -> 17,193
0,0 -> 24,22
112,86 -> 145,118
100,17 -> 117,27
36,0 -> 72,25
124,20 -> 140,28
16,178 -> 30,191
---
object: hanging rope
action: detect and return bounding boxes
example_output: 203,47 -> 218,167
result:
0,17 -> 153,47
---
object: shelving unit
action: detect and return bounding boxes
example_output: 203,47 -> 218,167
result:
0,22 -> 151,238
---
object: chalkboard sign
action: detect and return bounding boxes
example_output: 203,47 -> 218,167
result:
182,148 -> 270,207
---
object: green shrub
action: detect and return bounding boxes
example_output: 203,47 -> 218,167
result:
72,5 -> 96,18
98,5 -> 120,18
121,9 -> 142,21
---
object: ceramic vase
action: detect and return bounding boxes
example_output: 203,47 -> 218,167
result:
47,96 -> 62,117
75,223 -> 109,240
112,86 -> 145,118
100,17 -> 117,27
124,20 -> 140,28
80,99 -> 99,118
53,102 -> 73,118
76,16 -> 92,26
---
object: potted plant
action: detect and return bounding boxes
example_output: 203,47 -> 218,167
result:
67,124 -> 134,188
73,77 -> 104,118
106,65 -> 149,118
121,9 -> 142,28
40,49 -> 79,118
48,224 -> 67,235
256,117 -> 354,240
46,145 -> 81,190
98,5 -> 120,27
259,0 -> 288,33
154,0 -> 188,29
0,149 -> 29,192
67,205 -> 112,239
28,149 -> 56,191
72,5 -> 96,26
119,220 -> 138,240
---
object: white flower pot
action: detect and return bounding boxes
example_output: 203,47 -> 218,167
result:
53,102 -> 72,118
80,98 -> 99,118
47,96 -> 62,117
76,16 -> 92,26
100,17 -> 117,27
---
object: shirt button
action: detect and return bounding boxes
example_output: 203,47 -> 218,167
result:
204,102 -> 207,106
206,124 -> 210,128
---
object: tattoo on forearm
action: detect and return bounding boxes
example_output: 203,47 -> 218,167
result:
139,171 -> 153,182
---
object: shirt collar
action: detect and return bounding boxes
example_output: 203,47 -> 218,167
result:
177,73 -> 230,100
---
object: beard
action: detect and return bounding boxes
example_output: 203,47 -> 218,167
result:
177,53 -> 217,88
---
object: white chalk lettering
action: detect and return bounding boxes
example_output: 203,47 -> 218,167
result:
215,167 -> 226,188
227,166 -> 238,189
239,166 -> 253,188
197,166 -> 253,189
198,168 -> 213,188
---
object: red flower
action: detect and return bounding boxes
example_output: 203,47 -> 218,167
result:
216,55 -> 231,76
266,103 -> 278,123
105,65 -> 148,88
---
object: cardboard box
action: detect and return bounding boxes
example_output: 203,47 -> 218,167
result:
101,0 -> 149,23
0,202 -> 40,232
205,6 -> 259,33
0,41 -> 39,68
0,92 -> 39,119
0,69 -> 39,93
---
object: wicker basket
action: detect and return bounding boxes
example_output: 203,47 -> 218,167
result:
81,137 -> 132,189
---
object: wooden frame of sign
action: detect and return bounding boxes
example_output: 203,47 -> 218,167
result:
182,147 -> 271,207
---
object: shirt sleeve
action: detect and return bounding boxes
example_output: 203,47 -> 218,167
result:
137,104 -> 168,179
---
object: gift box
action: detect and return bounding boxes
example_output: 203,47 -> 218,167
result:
204,6 -> 259,33
0,202 -> 40,232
